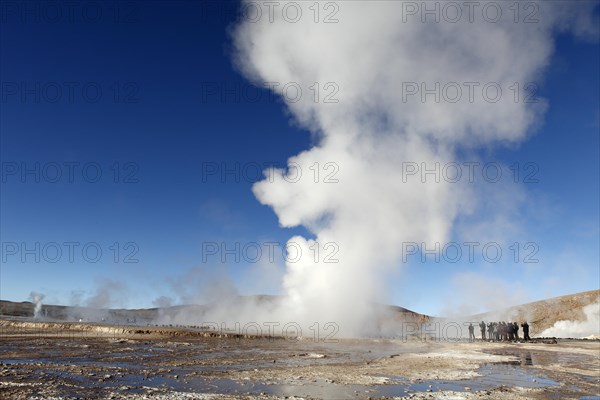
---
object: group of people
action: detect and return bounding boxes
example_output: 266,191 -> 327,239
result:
468,321 -> 531,342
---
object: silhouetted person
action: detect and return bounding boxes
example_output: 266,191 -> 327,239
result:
468,323 -> 475,342
487,322 -> 494,340
479,321 -> 486,340
494,322 -> 500,341
513,322 -> 520,340
521,322 -> 531,341
508,322 -> 514,341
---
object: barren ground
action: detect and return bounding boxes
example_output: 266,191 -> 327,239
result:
0,320 -> 599,399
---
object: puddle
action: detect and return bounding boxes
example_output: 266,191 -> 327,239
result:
3,336 -> 595,399
363,363 -> 559,399
14,361 -> 560,399
476,363 -> 559,387
483,347 -> 596,367
228,362 -> 559,399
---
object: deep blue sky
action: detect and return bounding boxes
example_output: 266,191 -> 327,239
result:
1,1 -> 598,316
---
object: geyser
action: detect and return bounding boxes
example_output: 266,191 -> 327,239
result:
228,0 -> 599,336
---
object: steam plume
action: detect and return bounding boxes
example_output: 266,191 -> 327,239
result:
29,291 -> 45,319
230,1 -> 597,336
540,298 -> 600,339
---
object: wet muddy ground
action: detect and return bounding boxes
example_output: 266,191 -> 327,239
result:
0,322 -> 598,399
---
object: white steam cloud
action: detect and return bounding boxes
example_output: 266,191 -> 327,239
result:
540,298 -> 600,339
29,291 -> 45,319
229,1 -> 598,336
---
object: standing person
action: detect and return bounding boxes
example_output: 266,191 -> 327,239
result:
514,322 -> 520,340
468,323 -> 475,342
508,322 -> 514,341
479,321 -> 486,340
487,322 -> 494,341
521,322 -> 531,341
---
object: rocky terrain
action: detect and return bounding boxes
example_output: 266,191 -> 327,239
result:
0,324 -> 598,399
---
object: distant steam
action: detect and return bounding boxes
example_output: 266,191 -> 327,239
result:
540,298 -> 600,339
29,291 -> 45,319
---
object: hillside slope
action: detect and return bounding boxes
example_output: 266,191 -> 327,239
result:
470,289 -> 599,337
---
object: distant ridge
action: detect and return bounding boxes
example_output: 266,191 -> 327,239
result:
0,294 -> 429,325
2,290 -> 598,336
